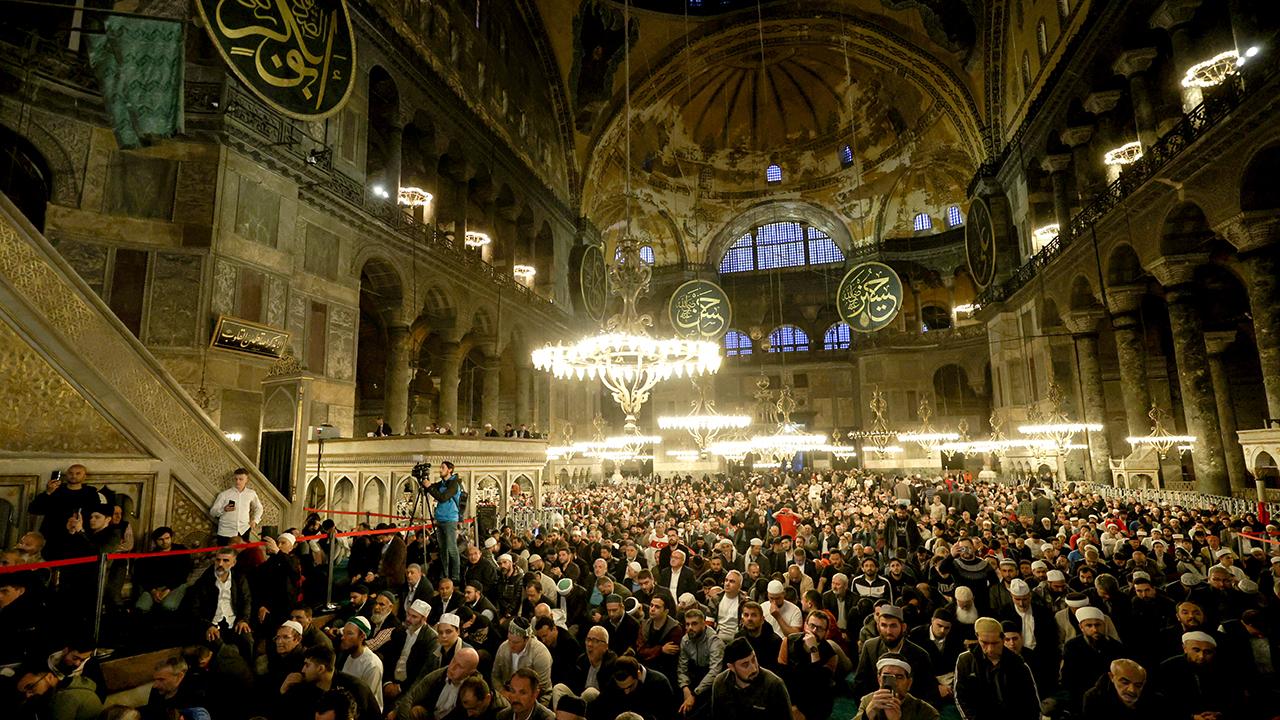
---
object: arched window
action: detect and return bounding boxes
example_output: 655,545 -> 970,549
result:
615,245 -> 655,265
768,325 -> 809,352
912,213 -> 933,232
1021,52 -> 1033,96
921,305 -> 953,332
947,205 -> 964,228
839,145 -> 854,168
1057,0 -> 1071,19
766,164 -> 783,184
1036,19 -> 1049,59
723,329 -> 752,357
718,221 -> 846,273
823,322 -> 852,350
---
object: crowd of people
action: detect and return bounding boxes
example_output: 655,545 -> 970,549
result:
3,463 -> 1279,720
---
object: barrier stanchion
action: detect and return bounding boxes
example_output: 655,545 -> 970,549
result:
93,552 -> 108,645
323,527 -> 338,612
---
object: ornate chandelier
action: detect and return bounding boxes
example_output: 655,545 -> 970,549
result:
512,264 -> 537,281
1032,224 -> 1060,249
397,187 -> 432,208
1181,50 -> 1243,88
657,377 -> 751,450
1126,404 -> 1196,458
464,231 -> 491,248
850,385 -> 899,457
1103,141 -> 1143,166
897,394 -> 959,456
1017,381 -> 1102,453
749,386 -> 827,465
824,430 -> 858,460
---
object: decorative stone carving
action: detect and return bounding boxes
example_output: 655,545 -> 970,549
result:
169,479 -> 215,550
0,317 -> 139,455
266,276 -> 288,329
147,252 -> 202,346
327,305 -> 356,381
212,260 -> 237,317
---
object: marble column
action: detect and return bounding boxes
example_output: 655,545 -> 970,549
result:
515,363 -> 532,426
438,341 -> 463,431
1204,331 -> 1249,490
1237,234 -> 1280,420
481,355 -> 501,425
1041,154 -> 1074,232
1066,311 -> 1113,484
1106,285 -> 1155,438
1060,126 -> 1099,202
1113,48 -> 1161,149
1151,0 -> 1205,113
1150,256 -> 1229,494
384,122 -> 404,196
385,324 -> 412,435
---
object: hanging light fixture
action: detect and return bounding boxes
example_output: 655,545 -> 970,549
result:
531,0 -> 721,439
1181,49 -> 1244,88
666,449 -> 702,462
849,385 -> 899,457
1017,381 -> 1103,453
657,377 -> 751,450
1103,141 -> 1143,166
464,230 -> 491,248
898,394 -> 959,456
1126,404 -> 1196,458
824,430 -> 858,460
398,187 -> 433,208
748,386 -> 827,465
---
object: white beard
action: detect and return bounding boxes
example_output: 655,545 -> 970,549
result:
372,611 -> 390,625
956,604 -> 979,624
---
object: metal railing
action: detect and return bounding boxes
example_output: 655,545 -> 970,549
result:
1060,481 -> 1280,516
977,48 -> 1280,309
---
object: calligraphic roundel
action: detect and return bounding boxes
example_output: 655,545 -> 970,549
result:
196,0 -> 357,120
836,261 -> 904,333
965,197 -> 996,289
576,244 -> 607,323
668,279 -> 732,341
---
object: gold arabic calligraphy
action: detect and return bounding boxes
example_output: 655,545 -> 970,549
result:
218,325 -> 287,355
841,265 -> 901,330
211,0 -> 352,115
672,284 -> 728,339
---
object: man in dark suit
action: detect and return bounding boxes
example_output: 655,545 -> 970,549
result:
659,549 -> 699,602
373,417 -> 393,437
567,626 -> 617,696
586,655 -> 675,720
399,564 -> 433,618
850,604 -> 940,709
375,528 -> 408,591
998,579 -> 1059,695
909,608 -> 964,672
182,547 -> 255,662
378,599 -> 440,704
427,578 -> 462,624
821,572 -> 856,639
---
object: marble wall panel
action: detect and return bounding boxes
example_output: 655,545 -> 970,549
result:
103,152 -> 178,220
147,251 -> 202,346
233,177 -> 280,247
328,305 -> 355,381
211,259 -> 237,316
50,238 -> 108,296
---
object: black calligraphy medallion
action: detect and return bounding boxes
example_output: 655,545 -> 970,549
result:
196,0 -> 357,120
836,261 -> 903,333
966,197 -> 996,289
578,244 -> 607,323
668,279 -> 732,341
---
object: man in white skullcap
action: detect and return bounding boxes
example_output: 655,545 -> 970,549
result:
1060,606 -> 1124,713
262,619 -> 307,703
852,652 -> 939,720
1152,630 -> 1239,718
379,598 -> 438,703
763,579 -> 803,638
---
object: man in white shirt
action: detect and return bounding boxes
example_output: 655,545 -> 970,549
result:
339,616 -> 385,711
763,580 -> 803,638
209,468 -> 263,545
710,570 -> 743,642
382,599 -> 437,703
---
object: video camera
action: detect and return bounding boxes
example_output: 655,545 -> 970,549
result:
411,459 -> 432,482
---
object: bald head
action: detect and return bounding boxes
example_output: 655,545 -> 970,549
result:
447,647 -> 480,683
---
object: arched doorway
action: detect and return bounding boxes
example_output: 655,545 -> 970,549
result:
356,259 -> 403,431
0,125 -> 53,230
1256,452 -> 1278,489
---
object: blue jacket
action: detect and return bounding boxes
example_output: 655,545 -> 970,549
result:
428,473 -> 462,522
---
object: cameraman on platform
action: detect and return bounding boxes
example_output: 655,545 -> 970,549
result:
426,461 -> 463,584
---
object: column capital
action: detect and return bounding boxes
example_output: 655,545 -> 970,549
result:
1105,284 -> 1147,315
1040,153 -> 1073,174
1063,310 -> 1105,336
1145,253 -> 1209,288
1083,90 -> 1124,115
1150,0 -> 1202,32
1060,126 -> 1094,148
1203,330 -> 1236,356
1215,211 -> 1280,255
439,339 -> 465,359
1113,48 -> 1160,77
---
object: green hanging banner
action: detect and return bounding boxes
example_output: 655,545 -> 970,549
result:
196,0 -> 357,120
836,261 -> 903,333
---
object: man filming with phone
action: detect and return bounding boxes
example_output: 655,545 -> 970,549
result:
853,653 -> 939,720
210,468 -> 263,546
426,461 -> 463,585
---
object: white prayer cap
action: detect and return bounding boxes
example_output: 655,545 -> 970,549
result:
876,656 -> 913,675
409,600 -> 431,617
767,580 -> 785,595
1031,560 -> 1047,571
1075,607 -> 1105,622
438,613 -> 461,628
280,620 -> 304,636
1009,579 -> 1031,597
1065,596 -> 1090,609
1181,631 -> 1216,647
1046,570 -> 1066,582
277,533 -> 296,545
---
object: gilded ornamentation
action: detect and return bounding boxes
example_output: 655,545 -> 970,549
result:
267,348 -> 304,378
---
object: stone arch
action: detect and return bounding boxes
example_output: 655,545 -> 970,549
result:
1255,451 -> 1278,488
0,123 -> 55,230
474,474 -> 501,509
1068,274 -> 1099,312
708,200 -> 857,267
366,66 -> 401,187
419,284 -> 458,322
1039,296 -> 1063,330
1159,202 -> 1213,256
0,118 -> 80,210
333,476 -> 356,513
361,476 -> 385,514
1240,144 -> 1280,212
469,307 -> 495,338
306,476 -> 327,509
1105,243 -> 1144,286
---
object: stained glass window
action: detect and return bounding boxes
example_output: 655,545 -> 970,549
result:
724,329 -> 751,356
768,325 -> 809,352
823,322 -> 852,350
